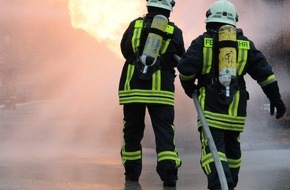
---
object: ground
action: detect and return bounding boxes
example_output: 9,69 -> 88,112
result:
0,101 -> 290,190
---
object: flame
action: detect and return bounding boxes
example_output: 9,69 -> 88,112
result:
68,0 -> 145,56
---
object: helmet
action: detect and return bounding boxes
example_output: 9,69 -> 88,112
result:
146,0 -> 176,11
205,0 -> 238,26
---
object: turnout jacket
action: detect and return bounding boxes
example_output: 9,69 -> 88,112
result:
177,29 -> 278,132
118,13 -> 185,106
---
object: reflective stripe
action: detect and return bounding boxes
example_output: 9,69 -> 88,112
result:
121,149 -> 142,164
132,20 -> 143,53
228,157 -> 242,169
160,25 -> 174,54
165,25 -> 174,34
198,87 -> 206,110
203,38 -> 213,74
259,74 -> 277,87
237,40 -> 249,75
157,151 -> 181,168
201,151 -> 227,175
229,91 -> 240,116
119,89 -> 175,106
152,70 -> 161,91
125,64 -> 135,91
198,110 -> 246,131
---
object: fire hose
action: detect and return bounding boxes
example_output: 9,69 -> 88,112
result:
174,54 -> 229,190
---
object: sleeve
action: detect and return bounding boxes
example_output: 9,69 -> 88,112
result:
177,36 -> 204,98
177,36 -> 203,79
120,20 -> 136,60
247,39 -> 286,118
247,40 -> 276,87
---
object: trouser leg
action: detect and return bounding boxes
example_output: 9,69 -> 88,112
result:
148,104 -> 181,182
199,127 -> 234,189
121,104 -> 146,180
225,131 -> 241,188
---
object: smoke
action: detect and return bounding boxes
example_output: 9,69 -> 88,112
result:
0,0 -> 288,162
0,0 -> 124,160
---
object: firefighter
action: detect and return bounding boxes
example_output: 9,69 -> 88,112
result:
118,0 -> 185,187
177,0 -> 286,189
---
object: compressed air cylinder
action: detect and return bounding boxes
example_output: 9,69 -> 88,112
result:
218,25 -> 237,97
140,15 -> 168,74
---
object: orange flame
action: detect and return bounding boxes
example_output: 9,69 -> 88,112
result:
68,0 -> 145,56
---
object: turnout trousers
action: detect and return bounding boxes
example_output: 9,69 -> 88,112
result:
121,103 -> 181,181
200,127 -> 242,190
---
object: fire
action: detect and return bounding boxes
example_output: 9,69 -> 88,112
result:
68,0 -> 145,56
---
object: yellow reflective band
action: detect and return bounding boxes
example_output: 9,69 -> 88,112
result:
229,91 -> 240,116
203,38 -> 213,74
259,74 -> 277,87
201,153 -> 214,167
165,25 -> 174,34
120,97 -> 174,105
201,147 -> 211,174
228,157 -> 242,169
203,46 -> 213,74
201,131 -> 208,147
160,25 -> 174,54
236,40 -> 249,76
119,89 -> 175,106
132,20 -> 143,53
119,89 -> 174,98
152,70 -> 161,91
160,39 -> 171,54
134,20 -> 143,28
237,47 -> 248,76
198,87 -> 206,110
121,149 -> 142,163
157,151 -> 181,167
237,40 -> 250,50
124,64 -> 135,91
198,111 -> 246,131
201,151 -> 228,174
204,111 -> 245,124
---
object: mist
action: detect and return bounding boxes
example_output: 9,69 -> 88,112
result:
0,0 -> 289,166
0,0 -> 123,161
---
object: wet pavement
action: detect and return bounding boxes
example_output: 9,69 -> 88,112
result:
0,102 -> 290,190
0,147 -> 290,190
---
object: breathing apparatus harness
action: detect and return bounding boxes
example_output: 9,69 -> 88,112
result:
133,14 -> 174,80
199,27 -> 246,105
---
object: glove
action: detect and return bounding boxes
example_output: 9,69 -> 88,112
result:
262,81 -> 286,119
270,99 -> 286,119
180,79 -> 197,99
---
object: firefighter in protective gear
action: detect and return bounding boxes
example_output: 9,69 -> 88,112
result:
177,0 -> 286,189
118,0 -> 184,187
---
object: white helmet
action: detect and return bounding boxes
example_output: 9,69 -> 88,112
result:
205,0 -> 238,26
146,0 -> 175,11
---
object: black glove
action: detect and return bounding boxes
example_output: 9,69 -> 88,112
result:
262,81 -> 286,119
180,79 -> 197,99
270,99 -> 286,119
